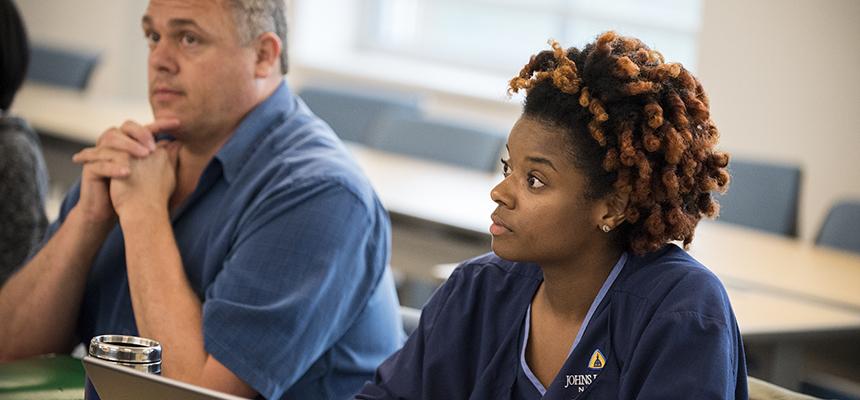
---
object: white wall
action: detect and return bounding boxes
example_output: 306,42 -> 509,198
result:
16,0 -> 148,99
15,0 -> 860,241
697,0 -> 860,239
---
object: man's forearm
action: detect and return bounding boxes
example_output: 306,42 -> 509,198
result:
120,208 -> 208,379
0,207 -> 113,360
120,208 -> 257,397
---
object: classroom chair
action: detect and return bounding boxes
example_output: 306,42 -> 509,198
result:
399,306 -> 421,336
27,44 -> 100,91
368,114 -> 505,173
298,86 -> 421,144
815,200 -> 860,255
749,376 -> 821,400
716,159 -> 802,237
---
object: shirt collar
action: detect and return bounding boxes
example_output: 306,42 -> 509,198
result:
214,80 -> 296,184
520,252 -> 629,396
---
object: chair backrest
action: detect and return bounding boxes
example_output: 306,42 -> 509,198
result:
748,376 -> 820,400
298,86 -> 421,144
399,306 -> 421,336
27,44 -> 100,90
815,200 -> 860,255
369,115 -> 505,173
716,159 -> 802,237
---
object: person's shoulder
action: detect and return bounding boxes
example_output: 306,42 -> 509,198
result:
450,252 -> 543,284
0,116 -> 40,152
250,101 -> 379,210
616,245 -> 732,319
0,116 -> 45,179
438,253 -> 542,311
421,252 -> 538,339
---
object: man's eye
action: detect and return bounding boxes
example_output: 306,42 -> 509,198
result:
146,32 -> 160,44
181,33 -> 199,45
527,176 -> 545,189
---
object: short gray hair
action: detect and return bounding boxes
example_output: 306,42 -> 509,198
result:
225,0 -> 289,74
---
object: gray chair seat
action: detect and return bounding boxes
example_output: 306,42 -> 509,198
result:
716,159 -> 801,237
816,200 -> 860,255
27,44 -> 100,90
368,115 -> 505,173
299,86 -> 421,144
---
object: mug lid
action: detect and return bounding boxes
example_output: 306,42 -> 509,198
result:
88,335 -> 162,364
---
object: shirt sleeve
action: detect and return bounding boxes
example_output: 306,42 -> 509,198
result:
26,181 -> 80,261
0,131 -> 49,282
355,266 -> 460,400
201,178 -> 390,399
621,273 -> 747,399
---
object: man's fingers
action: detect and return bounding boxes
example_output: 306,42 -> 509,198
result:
94,118 -> 180,157
99,128 -> 152,157
121,120 -> 157,152
73,147 -> 132,166
145,118 -> 181,135
165,141 -> 181,167
82,161 -> 131,179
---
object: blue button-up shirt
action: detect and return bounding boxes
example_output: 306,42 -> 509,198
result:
45,82 -> 404,399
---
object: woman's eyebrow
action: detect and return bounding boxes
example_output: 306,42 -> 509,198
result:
525,156 -> 558,172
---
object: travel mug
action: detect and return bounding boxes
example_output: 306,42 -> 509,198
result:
84,335 -> 162,400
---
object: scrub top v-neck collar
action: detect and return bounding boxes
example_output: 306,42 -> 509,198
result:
519,252 -> 628,396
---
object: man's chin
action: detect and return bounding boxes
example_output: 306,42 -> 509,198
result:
151,107 -> 181,122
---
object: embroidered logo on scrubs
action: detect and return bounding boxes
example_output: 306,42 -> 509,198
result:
588,349 -> 606,370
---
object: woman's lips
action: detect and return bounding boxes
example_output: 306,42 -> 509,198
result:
490,213 -> 512,236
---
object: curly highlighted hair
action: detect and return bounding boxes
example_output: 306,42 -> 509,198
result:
509,32 -> 730,255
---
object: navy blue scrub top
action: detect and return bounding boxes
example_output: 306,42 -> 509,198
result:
357,245 -> 748,399
514,253 -> 627,398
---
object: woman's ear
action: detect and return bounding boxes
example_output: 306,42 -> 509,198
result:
598,190 -> 629,231
253,32 -> 282,78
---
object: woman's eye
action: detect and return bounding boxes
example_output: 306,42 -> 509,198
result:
501,159 -> 511,177
527,176 -> 545,189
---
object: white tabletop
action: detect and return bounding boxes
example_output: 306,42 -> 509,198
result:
690,221 -> 860,312
12,84 -> 153,144
346,144 -> 499,234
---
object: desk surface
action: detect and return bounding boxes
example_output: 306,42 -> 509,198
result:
0,354 -> 84,399
726,285 -> 860,338
347,144 -> 498,234
13,83 -> 860,337
12,84 -> 152,145
690,222 -> 860,312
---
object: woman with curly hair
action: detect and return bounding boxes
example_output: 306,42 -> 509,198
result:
356,32 -> 747,399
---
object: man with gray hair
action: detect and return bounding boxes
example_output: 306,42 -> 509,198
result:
0,1 -> 404,398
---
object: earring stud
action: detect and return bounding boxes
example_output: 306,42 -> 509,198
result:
601,225 -> 611,233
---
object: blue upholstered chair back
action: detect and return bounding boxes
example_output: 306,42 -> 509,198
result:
27,44 -> 100,90
369,115 -> 505,173
716,159 -> 802,237
299,86 -> 421,144
816,200 -> 860,255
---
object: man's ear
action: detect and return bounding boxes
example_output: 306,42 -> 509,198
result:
253,32 -> 282,78
598,190 -> 629,231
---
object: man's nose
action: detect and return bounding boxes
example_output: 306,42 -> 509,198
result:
149,41 -> 178,75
